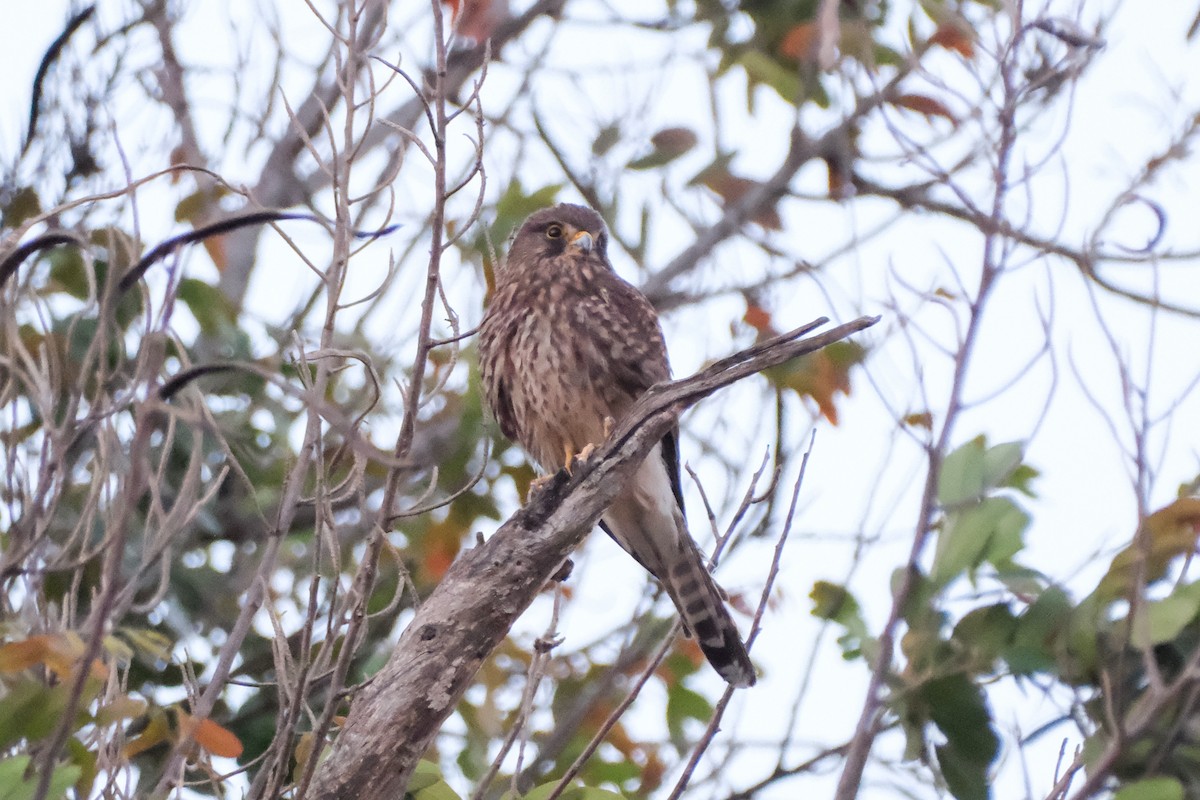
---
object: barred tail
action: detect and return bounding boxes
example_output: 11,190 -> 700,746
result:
665,542 -> 756,687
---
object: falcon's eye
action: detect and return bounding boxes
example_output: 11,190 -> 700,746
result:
545,224 -> 564,239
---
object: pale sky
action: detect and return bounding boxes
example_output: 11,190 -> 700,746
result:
4,2 -> 1200,798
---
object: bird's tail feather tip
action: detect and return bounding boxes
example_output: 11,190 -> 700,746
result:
701,641 -> 757,688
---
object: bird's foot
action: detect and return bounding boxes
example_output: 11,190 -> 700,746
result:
572,442 -> 597,470
529,473 -> 557,493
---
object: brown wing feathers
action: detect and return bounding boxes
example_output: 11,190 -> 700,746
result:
478,203 -> 756,687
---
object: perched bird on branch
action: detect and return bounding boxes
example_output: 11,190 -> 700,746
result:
478,203 -> 756,687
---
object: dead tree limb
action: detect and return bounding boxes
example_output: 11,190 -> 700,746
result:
308,314 -> 880,800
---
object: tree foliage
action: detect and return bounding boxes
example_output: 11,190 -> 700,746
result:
2,1 -> 1200,799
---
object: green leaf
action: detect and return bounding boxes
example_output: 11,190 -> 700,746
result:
177,277 -> 236,335
931,497 -> 1030,588
409,760 -> 463,800
2,187 -> 42,228
951,603 -> 1017,669
576,789 -> 627,800
413,779 -> 463,800
935,741 -> 990,800
120,627 -> 174,662
980,442 -> 1024,492
940,438 -> 1027,508
1003,585 -> 1070,681
811,581 -> 869,660
409,760 -> 447,792
66,737 -> 98,800
939,436 -> 987,506
924,674 -> 999,768
1003,463 -> 1040,497
0,679 -> 67,749
521,781 -> 582,800
581,757 -> 639,789
1114,776 -> 1184,800
737,50 -> 801,103
0,755 -> 81,800
592,123 -> 621,156
922,674 -> 999,798
46,247 -> 88,299
1131,581 -> 1200,650
666,684 -> 712,747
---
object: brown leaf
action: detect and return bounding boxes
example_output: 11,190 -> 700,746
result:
825,154 -> 851,198
202,233 -> 228,272
1099,497 -> 1200,598
699,171 -> 783,230
929,23 -> 976,58
891,94 -> 959,128
743,303 -> 776,337
168,145 -> 188,183
451,0 -> 508,43
903,412 -> 934,430
727,591 -> 755,617
771,340 -> 868,425
629,127 -> 699,170
638,750 -> 667,794
649,127 -> 698,157
779,21 -> 819,62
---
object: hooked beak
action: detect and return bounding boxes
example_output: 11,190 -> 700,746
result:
570,230 -> 594,254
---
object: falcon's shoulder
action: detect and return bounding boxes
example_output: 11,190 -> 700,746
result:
589,270 -> 671,393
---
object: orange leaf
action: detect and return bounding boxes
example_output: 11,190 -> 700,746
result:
929,23 -> 975,58
0,633 -> 107,679
180,711 -> 245,759
892,94 -> 959,128
743,303 -> 776,337
674,638 -> 705,671
420,518 -> 465,580
779,21 -> 819,62
0,635 -> 52,672
202,232 -> 228,272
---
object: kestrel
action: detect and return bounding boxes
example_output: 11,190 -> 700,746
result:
478,203 -> 755,687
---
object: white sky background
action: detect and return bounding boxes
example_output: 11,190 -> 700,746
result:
4,0 -> 1200,798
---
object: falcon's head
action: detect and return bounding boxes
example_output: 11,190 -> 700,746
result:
503,203 -> 610,275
